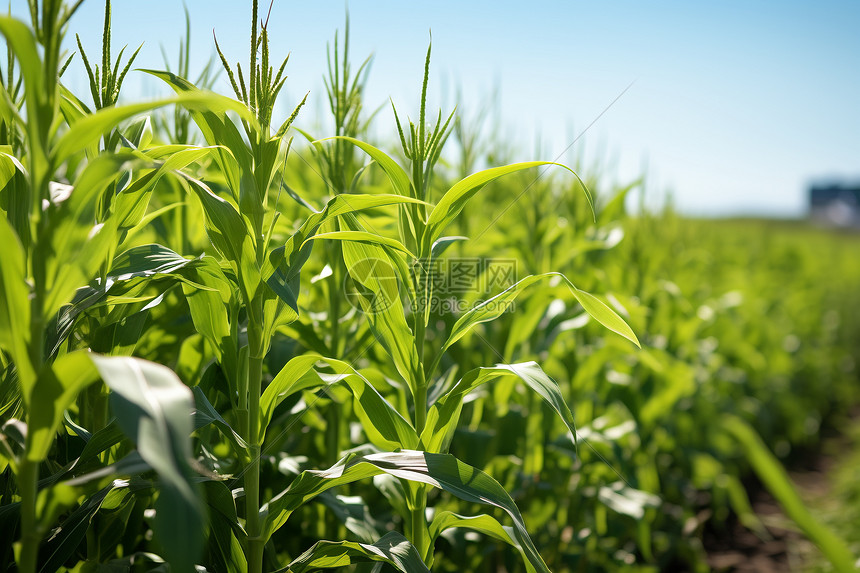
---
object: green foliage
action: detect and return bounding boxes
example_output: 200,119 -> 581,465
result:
0,2 -> 859,573
75,0 -> 141,112
723,415 -> 855,572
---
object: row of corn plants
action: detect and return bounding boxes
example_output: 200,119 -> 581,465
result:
2,1 -> 859,572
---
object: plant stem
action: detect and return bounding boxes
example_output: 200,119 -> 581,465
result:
246,447 -> 264,573
410,248 -> 430,564
236,350 -> 249,441
411,485 -> 429,564
328,245 -> 342,357
19,262 -> 47,573
413,313 -> 427,435
414,381 -> 427,436
246,335 -> 264,573
17,459 -> 39,573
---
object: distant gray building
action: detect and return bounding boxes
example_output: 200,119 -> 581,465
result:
809,183 -> 860,228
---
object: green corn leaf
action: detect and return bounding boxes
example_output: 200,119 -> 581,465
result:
0,215 -> 34,395
258,355 -> 324,434
90,307 -> 150,356
109,243 -> 202,279
203,482 -> 247,573
0,16 -> 49,174
373,474 -> 410,522
37,484 -> 118,573
430,235 -> 468,259
62,411 -> 92,442
25,352 -> 99,462
0,82 -> 22,129
0,151 -> 30,251
571,284 -> 640,347
262,450 -> 550,572
262,455 -> 379,541
638,351 -> 696,429
281,531 -> 429,573
47,243 -> 203,360
122,202 -> 182,242
595,482 -> 660,520
41,213 -> 117,324
255,135 -> 282,203
340,239 -> 422,388
723,415 -> 856,573
122,115 -> 153,149
39,152 -> 138,320
259,354 -> 418,450
429,512 -> 538,573
68,419 -> 125,473
142,69 -> 255,205
52,90 -> 255,166
422,162 -> 581,254
303,231 -> 417,259
599,178 -> 640,223
364,451 -> 551,573
178,173 -> 259,305
320,136 -> 413,197
91,355 -> 205,573
322,134 -> 419,250
39,458 -> 145,523
499,284 -> 556,358
192,387 -> 249,457
318,492 -> 383,544
208,515 -> 248,573
201,479 -> 241,527
440,273 -> 640,354
261,279 -> 300,352
340,211 -> 420,312
264,193 -> 426,312
114,145 -> 218,229
165,96 -> 248,197
182,257 -> 240,390
59,85 -> 93,129
74,551 -> 167,572
113,168 -> 163,230
422,361 -> 576,455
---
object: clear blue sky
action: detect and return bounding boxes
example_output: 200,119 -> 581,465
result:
9,1 -> 860,216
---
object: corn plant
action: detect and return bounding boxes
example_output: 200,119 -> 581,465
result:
74,0 -> 140,113
278,20 -> 379,549
0,2 -> 261,571
144,2 -> 431,571
0,31 -> 24,155
146,11 -> 639,572
154,3 -> 219,146
2,1 -> 859,572
255,40 -> 639,571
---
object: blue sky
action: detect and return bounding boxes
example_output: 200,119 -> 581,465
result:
10,1 -> 860,216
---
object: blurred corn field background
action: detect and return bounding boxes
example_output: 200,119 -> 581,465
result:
1,2 -> 859,572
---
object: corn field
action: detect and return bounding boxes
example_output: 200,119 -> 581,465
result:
1,2 -> 859,572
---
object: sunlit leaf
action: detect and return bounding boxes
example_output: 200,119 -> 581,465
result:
282,531 -> 428,573
91,355 -> 205,573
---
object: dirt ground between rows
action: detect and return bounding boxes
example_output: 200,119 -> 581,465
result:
703,418 -> 857,572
